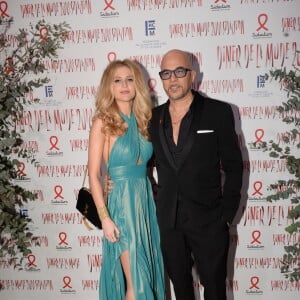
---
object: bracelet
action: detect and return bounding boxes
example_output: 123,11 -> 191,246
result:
97,206 -> 110,221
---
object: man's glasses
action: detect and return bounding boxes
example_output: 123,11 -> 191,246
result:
159,67 -> 191,80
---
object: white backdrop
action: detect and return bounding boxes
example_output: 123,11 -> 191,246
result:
1,0 -> 300,299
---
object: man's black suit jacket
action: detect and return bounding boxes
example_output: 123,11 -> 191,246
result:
149,90 -> 243,230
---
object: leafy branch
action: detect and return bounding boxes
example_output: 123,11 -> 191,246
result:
250,61 -> 300,282
0,17 -> 70,269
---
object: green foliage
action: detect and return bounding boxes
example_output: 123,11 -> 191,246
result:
250,61 -> 300,282
0,17 -> 70,269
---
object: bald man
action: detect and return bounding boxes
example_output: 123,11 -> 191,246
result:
149,49 -> 243,300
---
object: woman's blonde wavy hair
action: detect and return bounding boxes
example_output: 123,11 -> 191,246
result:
93,59 -> 152,140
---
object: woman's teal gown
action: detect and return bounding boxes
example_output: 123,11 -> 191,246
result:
99,113 -> 165,300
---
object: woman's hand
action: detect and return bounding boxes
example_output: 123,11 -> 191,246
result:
102,217 -> 120,243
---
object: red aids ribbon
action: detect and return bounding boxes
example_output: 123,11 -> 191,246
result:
249,276 -> 260,289
104,0 -> 115,11
148,78 -> 157,94
17,162 -> 26,176
54,185 -> 64,199
252,181 -> 263,196
58,232 -> 68,245
49,136 -> 59,150
254,128 -> 264,143
62,276 -> 72,288
0,1 -> 9,17
27,254 -> 37,267
250,230 -> 261,244
256,14 -> 269,32
107,51 -> 117,62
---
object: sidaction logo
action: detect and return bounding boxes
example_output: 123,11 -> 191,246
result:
100,0 -> 119,18
252,14 -> 272,39
51,185 -> 68,205
56,232 -> 72,251
46,136 -> 63,157
248,181 -> 267,201
24,254 -> 41,272
60,276 -> 76,294
16,162 -> 30,181
247,230 -> 265,250
211,0 -> 231,11
245,276 -> 263,295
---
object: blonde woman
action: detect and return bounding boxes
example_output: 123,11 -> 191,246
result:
88,59 -> 165,300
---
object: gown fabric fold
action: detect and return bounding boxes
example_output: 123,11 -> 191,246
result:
99,113 -> 165,300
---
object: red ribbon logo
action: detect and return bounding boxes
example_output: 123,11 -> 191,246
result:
252,181 -> 263,196
54,185 -> 64,199
27,254 -> 37,267
104,0 -> 115,11
39,27 -> 49,41
0,1 -> 9,17
49,136 -> 59,150
17,162 -> 26,177
62,276 -> 72,288
148,78 -> 157,94
256,14 -> 269,32
107,51 -> 117,62
249,276 -> 260,289
254,128 -> 264,143
58,232 -> 68,245
250,230 -> 261,244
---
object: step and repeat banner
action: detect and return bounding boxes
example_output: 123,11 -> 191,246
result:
1,0 -> 299,299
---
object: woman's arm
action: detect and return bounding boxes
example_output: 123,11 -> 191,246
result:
88,118 -> 120,242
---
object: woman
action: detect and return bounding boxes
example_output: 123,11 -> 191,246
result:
88,59 -> 165,300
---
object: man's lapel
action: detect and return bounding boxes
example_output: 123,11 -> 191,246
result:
158,104 -> 177,170
158,93 -> 205,171
177,94 -> 205,170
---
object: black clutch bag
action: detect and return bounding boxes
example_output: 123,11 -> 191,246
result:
77,138 -> 109,230
76,186 -> 102,230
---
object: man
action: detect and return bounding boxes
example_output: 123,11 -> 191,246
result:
149,49 -> 243,300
